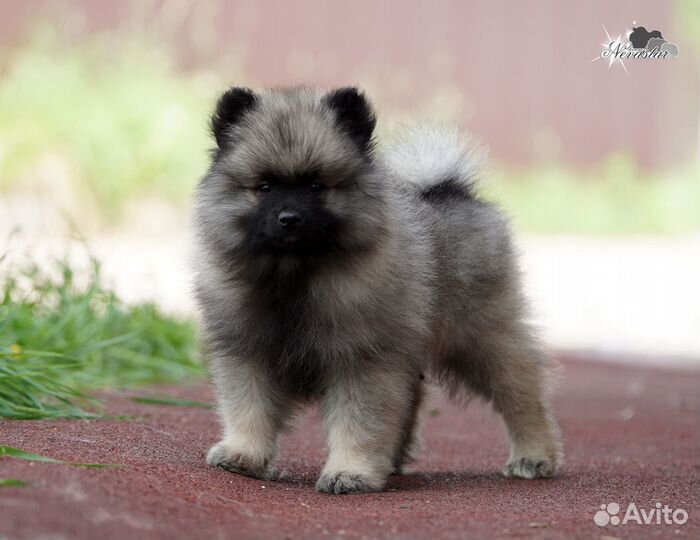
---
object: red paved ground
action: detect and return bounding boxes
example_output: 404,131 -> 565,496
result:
1,357 -> 698,540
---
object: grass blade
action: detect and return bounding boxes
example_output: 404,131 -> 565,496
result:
0,478 -> 31,487
0,444 -> 120,468
0,445 -> 64,463
129,395 -> 213,408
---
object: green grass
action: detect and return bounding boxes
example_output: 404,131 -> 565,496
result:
0,256 -> 202,420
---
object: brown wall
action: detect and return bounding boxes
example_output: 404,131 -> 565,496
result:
1,0 -> 698,169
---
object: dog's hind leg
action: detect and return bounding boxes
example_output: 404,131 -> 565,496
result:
491,348 -> 562,480
438,326 -> 562,479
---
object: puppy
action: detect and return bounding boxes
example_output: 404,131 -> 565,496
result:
192,86 -> 562,494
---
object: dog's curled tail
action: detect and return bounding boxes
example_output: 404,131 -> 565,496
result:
382,124 -> 486,201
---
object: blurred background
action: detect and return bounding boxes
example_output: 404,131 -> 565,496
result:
1,0 -> 698,368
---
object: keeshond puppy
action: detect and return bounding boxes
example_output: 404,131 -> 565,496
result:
192,86 -> 562,494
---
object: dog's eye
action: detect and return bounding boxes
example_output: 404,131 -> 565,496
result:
309,183 -> 324,192
257,183 -> 272,193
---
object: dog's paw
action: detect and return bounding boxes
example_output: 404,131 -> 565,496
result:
206,441 -> 269,479
316,471 -> 385,495
503,456 -> 556,479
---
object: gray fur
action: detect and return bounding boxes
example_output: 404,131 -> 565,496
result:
192,87 -> 562,494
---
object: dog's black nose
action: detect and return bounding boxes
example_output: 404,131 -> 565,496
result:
278,210 -> 302,228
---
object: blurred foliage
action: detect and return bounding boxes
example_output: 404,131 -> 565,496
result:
485,156 -> 700,235
0,24 -> 216,221
0,23 -> 697,235
0,255 -> 202,419
675,0 -> 700,54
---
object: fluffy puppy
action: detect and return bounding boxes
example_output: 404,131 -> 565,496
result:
192,86 -> 562,494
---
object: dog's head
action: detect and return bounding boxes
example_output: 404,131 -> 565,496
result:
195,87 -> 388,275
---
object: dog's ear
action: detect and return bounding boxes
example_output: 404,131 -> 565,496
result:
211,87 -> 257,149
324,87 -> 376,153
